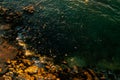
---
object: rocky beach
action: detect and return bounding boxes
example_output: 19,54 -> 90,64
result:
0,0 -> 120,80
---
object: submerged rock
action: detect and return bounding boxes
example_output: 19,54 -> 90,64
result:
0,24 -> 11,30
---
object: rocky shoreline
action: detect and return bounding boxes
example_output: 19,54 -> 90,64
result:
0,3 -> 120,80
0,38 -> 119,80
0,45 -> 105,80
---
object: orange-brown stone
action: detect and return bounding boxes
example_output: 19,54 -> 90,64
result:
0,38 -> 18,63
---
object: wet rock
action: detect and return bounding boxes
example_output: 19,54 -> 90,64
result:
1,50 -> 111,80
0,38 -> 18,63
17,73 -> 32,80
0,38 -> 18,75
0,23 -> 11,30
0,64 -> 8,75
24,50 -> 34,56
23,5 -> 35,14
3,76 -> 12,80
0,6 -> 8,15
24,65 -> 38,74
22,59 -> 34,66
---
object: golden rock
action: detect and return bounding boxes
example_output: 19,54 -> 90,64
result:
19,63 -> 24,67
22,59 -> 33,66
4,76 -> 12,80
17,70 -> 23,74
56,78 -> 60,80
0,68 -> 2,72
25,65 -> 38,74
6,59 -> 11,64
8,68 -> 14,71
38,68 -> 45,74
84,71 -> 93,80
5,72 -> 14,77
18,73 -> 31,80
23,5 -> 35,13
25,50 -> 34,56
11,60 -> 17,65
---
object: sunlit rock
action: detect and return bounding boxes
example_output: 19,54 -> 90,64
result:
24,65 -> 38,74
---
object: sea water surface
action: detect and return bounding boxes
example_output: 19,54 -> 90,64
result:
0,0 -> 120,70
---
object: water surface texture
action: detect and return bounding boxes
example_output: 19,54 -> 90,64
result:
0,0 -> 120,70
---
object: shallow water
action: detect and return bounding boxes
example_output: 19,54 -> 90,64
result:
0,0 -> 120,70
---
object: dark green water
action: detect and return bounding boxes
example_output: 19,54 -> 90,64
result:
0,0 -> 120,70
